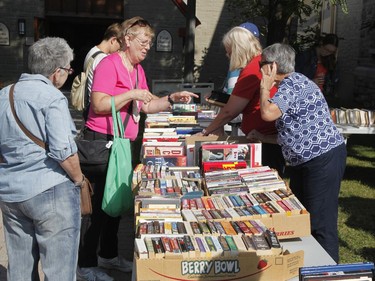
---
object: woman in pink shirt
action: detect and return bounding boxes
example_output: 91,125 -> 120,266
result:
78,16 -> 197,281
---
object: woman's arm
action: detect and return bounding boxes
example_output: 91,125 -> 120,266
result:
141,91 -> 198,114
200,95 -> 248,136
60,153 -> 84,184
91,89 -> 154,114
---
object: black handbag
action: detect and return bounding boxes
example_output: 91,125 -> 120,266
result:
76,101 -> 133,165
76,136 -> 110,165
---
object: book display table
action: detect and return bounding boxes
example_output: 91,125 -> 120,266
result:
282,236 -> 336,281
336,124 -> 375,135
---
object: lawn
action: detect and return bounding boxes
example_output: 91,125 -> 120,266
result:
338,134 -> 375,263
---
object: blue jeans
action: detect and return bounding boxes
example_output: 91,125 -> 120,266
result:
0,180 -> 81,281
289,143 -> 347,263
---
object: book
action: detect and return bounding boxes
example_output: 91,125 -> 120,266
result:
135,238 -> 148,259
251,233 -> 272,255
144,237 -> 155,258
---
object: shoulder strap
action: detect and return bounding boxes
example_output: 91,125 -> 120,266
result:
123,101 -> 133,128
84,50 -> 104,72
123,65 -> 137,128
9,84 -> 47,150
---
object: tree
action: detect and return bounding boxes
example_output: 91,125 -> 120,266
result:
228,0 -> 348,48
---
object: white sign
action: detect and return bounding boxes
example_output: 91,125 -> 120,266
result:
0,23 -> 10,46
156,30 -> 172,52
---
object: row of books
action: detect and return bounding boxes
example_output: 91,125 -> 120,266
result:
181,198 -> 305,222
204,166 -> 287,195
136,177 -> 202,197
181,188 -> 298,210
145,112 -> 200,128
133,164 -> 201,184
137,219 -> 277,238
330,107 -> 375,126
135,226 -> 282,259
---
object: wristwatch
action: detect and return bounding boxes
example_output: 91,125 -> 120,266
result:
167,94 -> 174,105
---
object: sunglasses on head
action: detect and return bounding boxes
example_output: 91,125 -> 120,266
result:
129,19 -> 151,29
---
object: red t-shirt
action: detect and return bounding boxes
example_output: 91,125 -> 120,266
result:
231,55 -> 277,135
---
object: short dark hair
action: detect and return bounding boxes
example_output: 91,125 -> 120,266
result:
103,23 -> 122,41
321,33 -> 339,47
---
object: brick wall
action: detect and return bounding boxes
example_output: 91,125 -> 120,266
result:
0,0 -> 44,86
124,0 -> 230,90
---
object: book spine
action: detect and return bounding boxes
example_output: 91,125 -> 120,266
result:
225,235 -> 238,251
161,236 -> 172,253
213,221 -> 226,235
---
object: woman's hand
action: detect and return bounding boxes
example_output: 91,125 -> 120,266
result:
133,89 -> 154,104
170,91 -> 199,104
260,62 -> 277,92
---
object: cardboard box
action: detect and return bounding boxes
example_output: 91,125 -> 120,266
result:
143,142 -> 185,156
260,211 -> 311,240
135,249 -> 304,281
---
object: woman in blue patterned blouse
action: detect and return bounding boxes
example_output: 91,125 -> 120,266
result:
257,43 -> 346,263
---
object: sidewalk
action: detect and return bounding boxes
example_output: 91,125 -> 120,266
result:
0,211 -> 135,281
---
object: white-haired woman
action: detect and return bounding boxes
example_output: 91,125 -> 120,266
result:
259,43 -> 346,263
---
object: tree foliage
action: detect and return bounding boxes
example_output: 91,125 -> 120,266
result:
228,0 -> 348,48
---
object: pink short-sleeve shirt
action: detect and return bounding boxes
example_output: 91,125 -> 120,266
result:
86,53 -> 148,141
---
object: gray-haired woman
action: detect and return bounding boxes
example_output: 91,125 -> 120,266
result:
259,43 -> 346,263
0,37 -> 82,280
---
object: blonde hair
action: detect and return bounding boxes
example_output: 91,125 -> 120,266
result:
222,27 -> 262,71
121,16 -> 155,40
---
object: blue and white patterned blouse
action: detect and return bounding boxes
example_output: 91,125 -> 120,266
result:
270,72 -> 344,166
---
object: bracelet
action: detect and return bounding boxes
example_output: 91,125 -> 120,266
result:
74,174 -> 85,187
201,129 -> 208,136
167,94 -> 174,105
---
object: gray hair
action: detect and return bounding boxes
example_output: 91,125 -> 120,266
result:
28,37 -> 74,77
262,43 -> 295,74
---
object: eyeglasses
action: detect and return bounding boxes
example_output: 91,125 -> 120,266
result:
134,37 -> 153,48
59,67 -> 74,75
259,61 -> 273,69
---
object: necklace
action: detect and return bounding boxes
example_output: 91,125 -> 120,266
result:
121,52 -> 135,89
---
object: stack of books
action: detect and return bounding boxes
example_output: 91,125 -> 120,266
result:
299,262 -> 374,280
204,166 -> 287,195
133,164 -> 203,197
330,107 -> 375,126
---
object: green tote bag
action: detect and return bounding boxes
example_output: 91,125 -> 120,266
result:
102,97 -> 134,217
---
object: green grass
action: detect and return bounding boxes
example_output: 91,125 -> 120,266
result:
283,134 -> 375,264
338,134 -> 375,263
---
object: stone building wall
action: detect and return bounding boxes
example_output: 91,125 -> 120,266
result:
337,0 -> 375,107
353,0 -> 375,108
